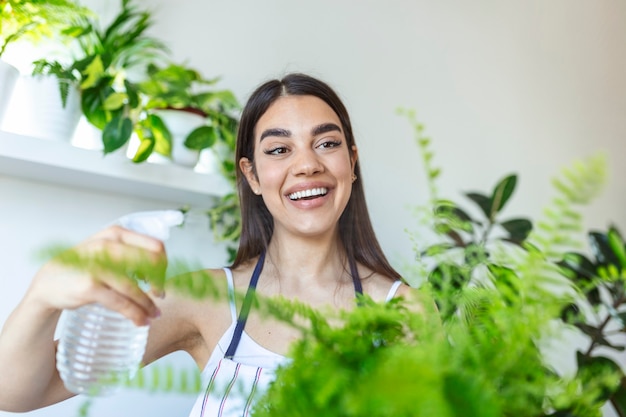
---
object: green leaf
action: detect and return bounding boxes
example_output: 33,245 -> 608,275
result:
611,377 -> 626,416
490,174 -> 517,217
559,252 -> 596,279
184,125 -> 217,150
589,231 -> 621,267
102,92 -> 127,110
79,55 -> 104,90
500,218 -> 532,242
443,373 -> 499,417
102,115 -> 133,154
125,79 -> 140,109
607,226 -> 626,268
132,136 -> 154,163
147,114 -> 172,156
576,353 -> 624,403
81,77 -> 116,129
465,192 -> 492,221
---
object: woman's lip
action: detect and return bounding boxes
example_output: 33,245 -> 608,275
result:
284,182 -> 333,196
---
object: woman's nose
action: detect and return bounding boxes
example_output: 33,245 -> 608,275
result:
291,148 -> 323,176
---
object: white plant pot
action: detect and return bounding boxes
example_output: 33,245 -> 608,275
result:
0,60 -> 20,126
151,109 -> 205,168
1,75 -> 81,142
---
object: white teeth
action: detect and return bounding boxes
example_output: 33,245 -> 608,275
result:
289,187 -> 328,200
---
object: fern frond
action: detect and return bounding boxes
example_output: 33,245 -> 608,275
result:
529,152 -> 608,260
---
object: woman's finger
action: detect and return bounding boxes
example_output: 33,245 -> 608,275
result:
96,269 -> 161,319
87,284 -> 156,326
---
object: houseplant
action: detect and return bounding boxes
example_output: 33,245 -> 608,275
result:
133,62 -> 240,166
48,113 -> 624,415
248,114 -> 624,416
31,0 -> 169,150
0,0 -> 90,125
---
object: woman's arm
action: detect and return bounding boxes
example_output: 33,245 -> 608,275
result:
0,226 -> 165,412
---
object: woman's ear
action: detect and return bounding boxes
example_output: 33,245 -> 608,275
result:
239,157 -> 261,195
350,145 -> 358,172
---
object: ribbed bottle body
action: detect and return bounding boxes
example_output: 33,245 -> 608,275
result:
56,304 -> 149,396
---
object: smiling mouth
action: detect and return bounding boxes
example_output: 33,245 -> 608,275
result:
288,187 -> 328,201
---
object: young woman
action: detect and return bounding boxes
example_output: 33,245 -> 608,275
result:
0,73 -> 419,416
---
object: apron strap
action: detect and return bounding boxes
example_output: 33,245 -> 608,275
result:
224,251 -> 265,359
224,252 -> 362,358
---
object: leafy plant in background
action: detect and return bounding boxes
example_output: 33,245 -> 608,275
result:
31,0 -> 169,153
249,112 -> 624,416
399,108 -> 625,416
559,227 -> 626,414
0,0 -> 91,58
49,110 -> 625,416
130,61 -> 240,163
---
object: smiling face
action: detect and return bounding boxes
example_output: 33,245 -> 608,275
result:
239,95 -> 357,240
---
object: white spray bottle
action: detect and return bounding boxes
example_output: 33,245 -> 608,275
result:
56,210 -> 184,396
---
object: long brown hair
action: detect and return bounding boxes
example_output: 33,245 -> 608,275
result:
231,73 -> 401,282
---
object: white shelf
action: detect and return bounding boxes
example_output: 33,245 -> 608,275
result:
0,130 -> 233,208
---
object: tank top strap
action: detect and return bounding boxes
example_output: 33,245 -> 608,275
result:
385,280 -> 403,303
224,252 -> 266,359
222,268 -> 238,322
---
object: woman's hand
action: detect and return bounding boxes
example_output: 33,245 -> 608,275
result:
28,225 -> 165,326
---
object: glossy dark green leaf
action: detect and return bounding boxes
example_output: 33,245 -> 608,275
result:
589,231 -> 621,266
500,218 -> 532,242
586,287 -> 602,306
434,201 -> 475,233
124,79 -> 140,109
618,312 -> 626,328
81,82 -> 115,129
465,192 -> 492,220
608,226 -> 626,268
490,174 -> 517,217
102,115 -> 132,154
558,252 -> 596,282
184,126 -> 217,150
560,303 -> 581,324
464,243 -> 488,267
611,377 -> 626,416
577,353 -> 624,403
428,263 -> 469,292
433,223 -> 465,247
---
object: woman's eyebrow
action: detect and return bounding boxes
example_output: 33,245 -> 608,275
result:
312,123 -> 342,136
260,128 -> 291,141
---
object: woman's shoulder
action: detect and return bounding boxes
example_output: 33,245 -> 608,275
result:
164,267 -> 229,303
357,264 -> 423,306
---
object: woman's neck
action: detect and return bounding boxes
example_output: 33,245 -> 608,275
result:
263,230 -> 348,290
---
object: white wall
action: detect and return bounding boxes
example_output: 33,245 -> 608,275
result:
137,0 -> 626,265
0,176 -> 227,417
1,0 -> 625,416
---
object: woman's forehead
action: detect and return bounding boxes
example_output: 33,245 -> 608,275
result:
254,95 -> 341,134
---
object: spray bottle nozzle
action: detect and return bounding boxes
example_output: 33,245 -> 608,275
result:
117,210 -> 185,241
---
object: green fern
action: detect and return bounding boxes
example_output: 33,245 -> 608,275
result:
529,153 -> 608,260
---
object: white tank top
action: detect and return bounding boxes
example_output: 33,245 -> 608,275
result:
187,267 -> 403,417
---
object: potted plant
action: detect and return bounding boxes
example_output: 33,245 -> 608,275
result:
31,0 -> 168,149
0,0 -> 90,126
248,116 -> 625,416
132,62 -> 240,167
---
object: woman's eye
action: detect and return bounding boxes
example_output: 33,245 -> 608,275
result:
264,146 -> 288,155
318,140 -> 342,149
